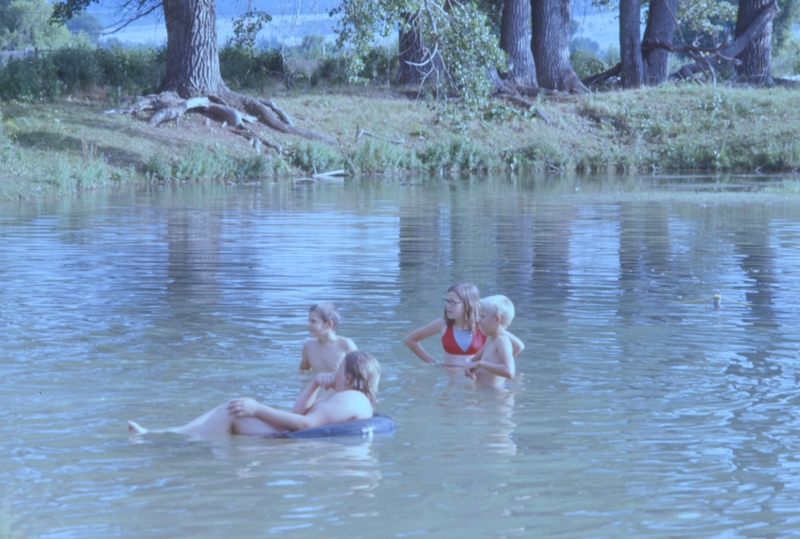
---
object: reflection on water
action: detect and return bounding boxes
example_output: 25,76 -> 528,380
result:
2,175 -> 800,538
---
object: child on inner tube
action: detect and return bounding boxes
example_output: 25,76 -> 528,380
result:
128,351 -> 380,437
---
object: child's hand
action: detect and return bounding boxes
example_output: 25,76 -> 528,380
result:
228,397 -> 258,417
465,361 -> 480,379
314,373 -> 336,390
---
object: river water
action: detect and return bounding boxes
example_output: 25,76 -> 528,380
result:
2,175 -> 800,538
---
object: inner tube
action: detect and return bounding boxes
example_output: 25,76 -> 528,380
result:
285,413 -> 396,439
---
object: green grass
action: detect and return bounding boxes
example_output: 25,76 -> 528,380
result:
0,82 -> 799,201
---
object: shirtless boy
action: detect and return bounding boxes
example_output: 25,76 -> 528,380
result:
464,295 -> 519,388
300,303 -> 357,373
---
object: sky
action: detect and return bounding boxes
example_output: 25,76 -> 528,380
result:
89,0 -> 620,52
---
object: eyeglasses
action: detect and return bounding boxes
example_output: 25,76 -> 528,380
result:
444,299 -> 462,306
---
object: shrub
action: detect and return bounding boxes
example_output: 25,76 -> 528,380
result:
219,45 -> 285,90
0,55 -> 60,100
0,45 -> 164,100
50,47 -> 103,93
94,45 -> 163,94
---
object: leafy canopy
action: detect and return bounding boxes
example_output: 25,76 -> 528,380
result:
332,0 -> 506,113
0,0 -> 90,49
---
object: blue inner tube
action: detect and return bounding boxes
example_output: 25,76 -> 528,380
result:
285,413 -> 396,439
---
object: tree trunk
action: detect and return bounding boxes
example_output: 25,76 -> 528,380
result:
735,0 -> 774,84
160,0 -> 226,97
500,0 -> 538,87
641,0 -> 678,85
397,14 -> 426,85
531,0 -> 587,92
396,12 -> 445,86
619,0 -> 644,88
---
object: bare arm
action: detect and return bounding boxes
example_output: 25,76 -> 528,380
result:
292,373 -> 334,414
229,390 -> 369,432
403,318 -> 446,364
343,337 -> 358,352
466,336 -> 515,379
506,331 -> 525,357
299,342 -> 311,371
464,341 -> 488,379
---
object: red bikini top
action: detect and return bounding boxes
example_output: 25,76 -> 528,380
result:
441,326 -> 486,355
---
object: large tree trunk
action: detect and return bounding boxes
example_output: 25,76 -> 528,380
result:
152,0 -> 335,144
735,0 -> 774,84
500,0 -> 538,87
619,0 -> 644,88
160,0 -> 225,97
531,0 -> 586,92
641,0 -> 678,85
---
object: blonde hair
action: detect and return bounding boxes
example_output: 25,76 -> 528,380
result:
309,302 -> 340,331
444,282 -> 480,331
480,295 -> 515,328
344,351 -> 381,406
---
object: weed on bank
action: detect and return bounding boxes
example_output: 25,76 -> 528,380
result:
0,78 -> 799,200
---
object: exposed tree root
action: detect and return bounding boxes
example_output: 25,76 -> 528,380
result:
488,68 -> 551,125
104,88 -> 338,152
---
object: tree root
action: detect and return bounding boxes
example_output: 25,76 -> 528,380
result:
488,68 -> 551,125
103,88 -> 338,152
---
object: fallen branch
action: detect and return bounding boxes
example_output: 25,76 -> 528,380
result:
582,63 -> 622,87
313,169 -> 347,177
656,0 -> 778,80
356,126 -> 405,144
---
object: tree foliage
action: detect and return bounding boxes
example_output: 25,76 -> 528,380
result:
332,0 -> 506,111
0,0 -> 89,50
225,9 -> 272,52
675,0 -> 738,35
773,0 -> 800,51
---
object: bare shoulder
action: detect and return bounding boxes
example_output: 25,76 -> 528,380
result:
316,390 -> 373,421
338,336 -> 357,351
498,333 -> 513,347
414,317 -> 447,336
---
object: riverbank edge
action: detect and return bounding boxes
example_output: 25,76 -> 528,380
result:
1,83 -> 799,201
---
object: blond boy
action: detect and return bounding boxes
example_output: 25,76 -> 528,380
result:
464,295 -> 518,387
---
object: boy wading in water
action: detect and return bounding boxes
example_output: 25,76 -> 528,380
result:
300,302 -> 357,374
465,295 -> 519,388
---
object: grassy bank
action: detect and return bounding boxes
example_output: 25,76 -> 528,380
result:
1,82 -> 799,200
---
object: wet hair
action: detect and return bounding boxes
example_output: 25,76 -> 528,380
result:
309,302 -> 340,331
443,282 -> 480,331
344,351 -> 381,406
480,295 -> 515,328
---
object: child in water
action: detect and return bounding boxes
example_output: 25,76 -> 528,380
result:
300,302 -> 357,373
404,283 -> 523,368
128,351 -> 380,437
465,295 -> 519,387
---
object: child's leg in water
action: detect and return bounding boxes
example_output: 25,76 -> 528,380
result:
128,401 -> 284,436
